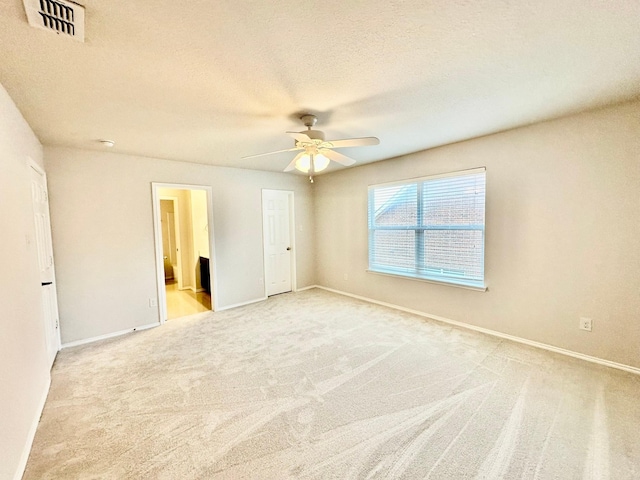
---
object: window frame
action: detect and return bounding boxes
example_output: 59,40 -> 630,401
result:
367,167 -> 487,291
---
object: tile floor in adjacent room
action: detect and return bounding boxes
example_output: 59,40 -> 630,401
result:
165,280 -> 211,319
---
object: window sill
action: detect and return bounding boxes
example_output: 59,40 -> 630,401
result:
366,269 -> 488,292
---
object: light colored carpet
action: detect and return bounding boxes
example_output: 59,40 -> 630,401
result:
24,289 -> 640,479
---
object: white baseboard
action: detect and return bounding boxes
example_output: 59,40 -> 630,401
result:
61,322 -> 159,349
216,288 -> 316,311
14,373 -> 51,480
315,285 -> 640,376
295,285 -> 318,292
216,296 -> 267,312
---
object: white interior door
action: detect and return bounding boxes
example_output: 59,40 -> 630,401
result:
263,190 -> 293,296
30,163 -> 60,367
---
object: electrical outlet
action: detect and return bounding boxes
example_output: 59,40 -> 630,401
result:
149,298 -> 158,307
343,273 -> 348,281
579,317 -> 592,332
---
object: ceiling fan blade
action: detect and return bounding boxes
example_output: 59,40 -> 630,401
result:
242,147 -> 300,160
322,149 -> 356,167
327,137 -> 380,148
284,151 -> 306,172
286,131 -> 312,143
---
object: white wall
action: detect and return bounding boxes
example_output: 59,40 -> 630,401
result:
314,100 -> 640,368
0,84 -> 51,479
44,147 -> 316,344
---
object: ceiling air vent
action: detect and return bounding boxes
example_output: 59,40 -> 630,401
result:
23,0 -> 85,42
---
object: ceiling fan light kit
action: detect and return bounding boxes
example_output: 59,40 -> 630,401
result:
242,114 -> 380,182
295,153 -> 330,173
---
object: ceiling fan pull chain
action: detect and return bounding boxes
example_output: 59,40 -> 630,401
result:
308,150 -> 315,182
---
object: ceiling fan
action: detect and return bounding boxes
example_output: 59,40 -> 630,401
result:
242,114 -> 380,182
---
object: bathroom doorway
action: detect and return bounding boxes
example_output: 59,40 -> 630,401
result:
152,183 -> 217,322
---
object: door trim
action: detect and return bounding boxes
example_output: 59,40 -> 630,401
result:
152,183 -> 218,324
261,189 -> 296,297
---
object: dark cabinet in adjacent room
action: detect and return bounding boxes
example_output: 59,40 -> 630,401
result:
199,256 -> 210,294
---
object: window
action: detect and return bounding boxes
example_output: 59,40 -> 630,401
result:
368,168 -> 486,289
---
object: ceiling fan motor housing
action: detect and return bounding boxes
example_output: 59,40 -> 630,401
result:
301,129 -> 325,141
300,114 -> 317,127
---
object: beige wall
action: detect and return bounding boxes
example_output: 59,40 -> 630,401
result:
191,190 -> 209,258
159,199 -> 174,267
44,147 -> 316,344
314,100 -> 640,368
190,189 -> 209,290
159,188 -> 195,289
0,84 -> 51,479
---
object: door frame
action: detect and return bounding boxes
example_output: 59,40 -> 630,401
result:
159,196 -> 183,289
261,189 -> 297,297
27,158 -> 61,364
152,183 -> 218,324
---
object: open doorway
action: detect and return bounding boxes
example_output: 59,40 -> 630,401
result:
152,183 -> 217,322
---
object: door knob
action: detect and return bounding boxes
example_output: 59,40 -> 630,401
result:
286,247 -> 291,251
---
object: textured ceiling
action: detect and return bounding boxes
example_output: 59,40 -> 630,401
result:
1,0 -> 639,174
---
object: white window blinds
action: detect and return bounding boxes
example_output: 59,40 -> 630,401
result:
368,168 -> 486,289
